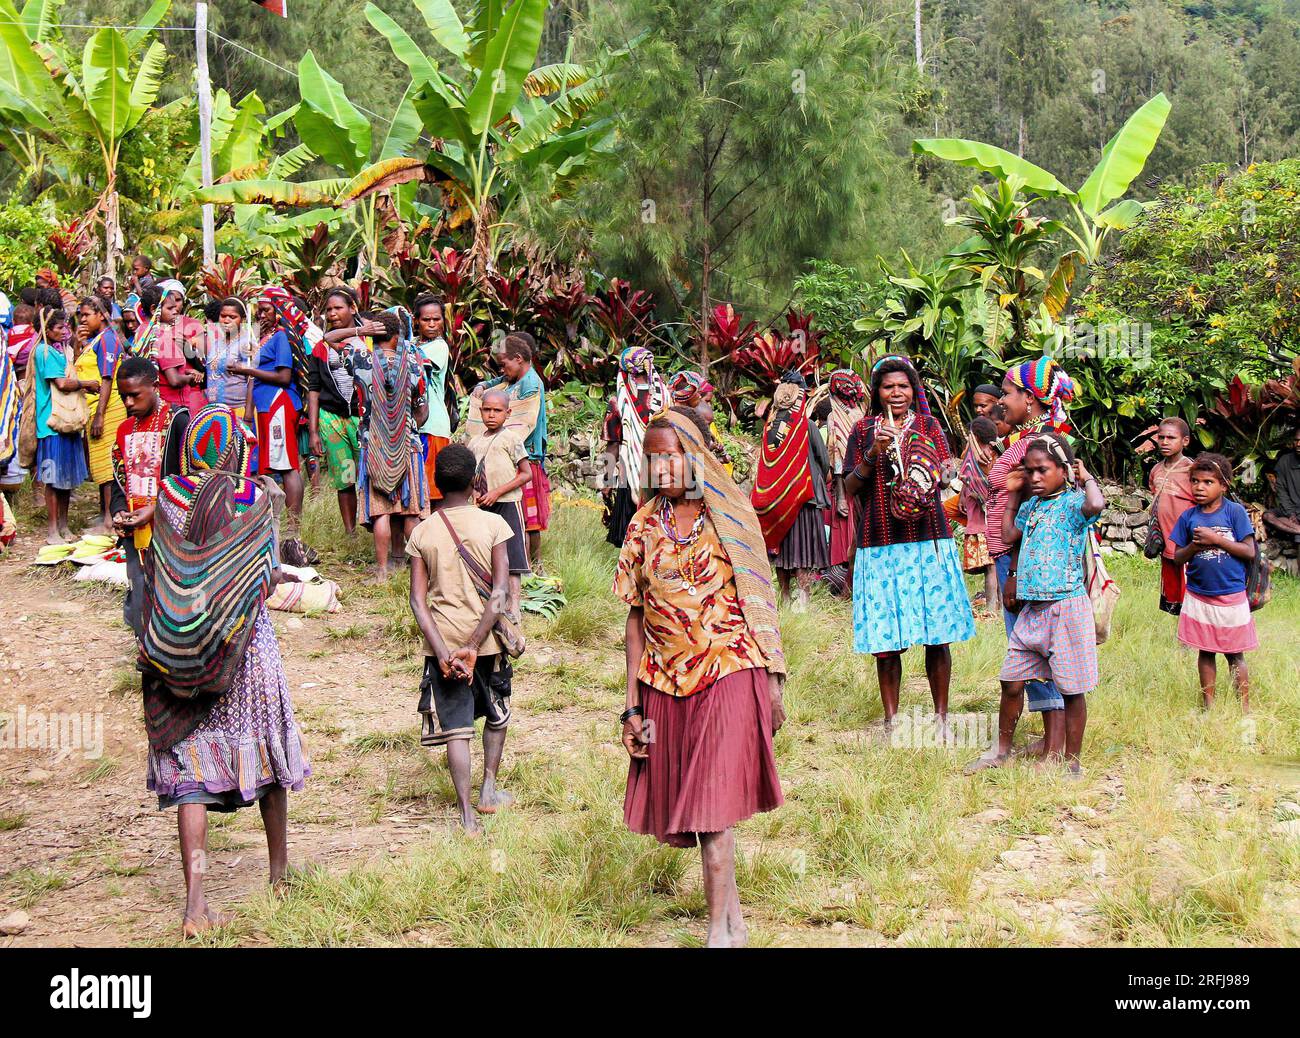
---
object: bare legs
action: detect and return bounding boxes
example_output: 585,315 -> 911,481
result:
178,790 -> 290,938
1198,650 -> 1249,713
87,482 -> 114,534
876,653 -> 902,723
43,485 -> 70,543
983,565 -> 1001,611
445,738 -> 478,834
373,514 -> 394,578
478,725 -> 513,813
874,645 -> 951,725
444,725 -> 513,835
282,467 -> 304,526
259,787 -> 289,887
337,487 -> 357,536
527,530 -> 542,573
178,804 -> 212,935
776,568 -> 813,611
924,644 -> 951,723
700,828 -> 746,947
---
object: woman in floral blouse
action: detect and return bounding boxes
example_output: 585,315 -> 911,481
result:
614,406 -> 786,948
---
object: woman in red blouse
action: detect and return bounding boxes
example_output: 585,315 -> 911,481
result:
844,355 -> 975,731
615,406 -> 786,947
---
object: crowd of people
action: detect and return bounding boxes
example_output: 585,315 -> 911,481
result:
0,262 -> 1289,947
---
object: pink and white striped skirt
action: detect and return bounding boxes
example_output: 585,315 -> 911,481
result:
1176,588 -> 1258,654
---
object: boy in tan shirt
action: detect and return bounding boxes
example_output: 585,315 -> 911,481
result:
406,444 -> 515,834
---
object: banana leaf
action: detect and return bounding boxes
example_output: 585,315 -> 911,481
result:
413,0 -> 470,60
81,28 -> 133,142
464,0 -> 547,135
365,3 -> 438,84
295,51 -> 371,175
194,178 -> 349,208
523,62 -> 590,96
913,138 -> 1071,197
1076,93 -> 1170,218
334,158 -> 431,207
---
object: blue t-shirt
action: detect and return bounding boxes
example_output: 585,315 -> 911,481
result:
1170,500 -> 1254,596
1014,489 -> 1097,601
33,342 -> 67,439
251,330 -> 301,413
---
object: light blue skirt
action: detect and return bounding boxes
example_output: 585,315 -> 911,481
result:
852,539 -> 976,655
35,432 -> 89,491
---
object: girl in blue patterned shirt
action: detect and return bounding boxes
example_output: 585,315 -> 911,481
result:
995,432 -> 1106,773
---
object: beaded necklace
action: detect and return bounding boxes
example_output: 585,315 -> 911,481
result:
658,495 -> 707,596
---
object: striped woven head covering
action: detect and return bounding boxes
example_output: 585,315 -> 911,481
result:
669,369 -> 706,404
829,368 -> 865,404
619,345 -> 654,377
1005,357 -> 1075,434
183,403 -> 253,478
826,369 -> 866,470
870,354 -> 932,417
656,407 -> 786,677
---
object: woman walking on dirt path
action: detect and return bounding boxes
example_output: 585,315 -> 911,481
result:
616,406 -> 786,948
138,404 -> 309,939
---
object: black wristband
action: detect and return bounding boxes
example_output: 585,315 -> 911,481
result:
619,705 -> 643,725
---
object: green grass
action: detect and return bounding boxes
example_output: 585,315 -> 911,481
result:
22,480 -> 1300,947
7,868 -> 68,908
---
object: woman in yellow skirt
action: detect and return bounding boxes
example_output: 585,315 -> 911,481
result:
75,296 -> 128,533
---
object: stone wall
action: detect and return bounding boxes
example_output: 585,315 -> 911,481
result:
1095,482 -> 1300,577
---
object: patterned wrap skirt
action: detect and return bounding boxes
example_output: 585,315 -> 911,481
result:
357,439 -> 431,529
522,460 -> 551,532
852,538 -> 976,656
624,668 -> 783,848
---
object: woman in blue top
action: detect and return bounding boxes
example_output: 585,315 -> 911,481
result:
229,296 -> 304,520
32,310 -> 91,543
985,432 -> 1105,773
1169,452 -> 1259,712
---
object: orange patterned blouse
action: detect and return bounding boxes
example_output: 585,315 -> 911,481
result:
613,497 -> 767,697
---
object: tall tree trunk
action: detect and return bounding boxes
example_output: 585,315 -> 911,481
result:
1017,112 -> 1026,157
698,138 -> 712,370
914,0 -> 924,72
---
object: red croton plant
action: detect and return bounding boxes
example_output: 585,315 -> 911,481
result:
728,307 -> 822,385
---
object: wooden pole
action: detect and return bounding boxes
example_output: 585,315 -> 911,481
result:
196,2 -> 216,268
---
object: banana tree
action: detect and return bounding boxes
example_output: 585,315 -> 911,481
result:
0,4 -> 171,278
367,0 -> 620,270
195,48 -> 426,274
915,93 -> 1171,321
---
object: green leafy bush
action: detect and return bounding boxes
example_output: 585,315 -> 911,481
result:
0,201 -> 55,289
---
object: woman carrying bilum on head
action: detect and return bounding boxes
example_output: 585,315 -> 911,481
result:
614,405 -> 786,948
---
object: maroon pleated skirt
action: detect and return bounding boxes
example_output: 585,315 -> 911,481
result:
826,495 -> 861,567
624,667 -> 784,848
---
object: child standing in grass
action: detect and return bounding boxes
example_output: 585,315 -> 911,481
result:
1169,453 -> 1258,712
984,433 -> 1105,773
1143,417 -> 1196,615
407,444 -> 515,834
466,388 -> 532,621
